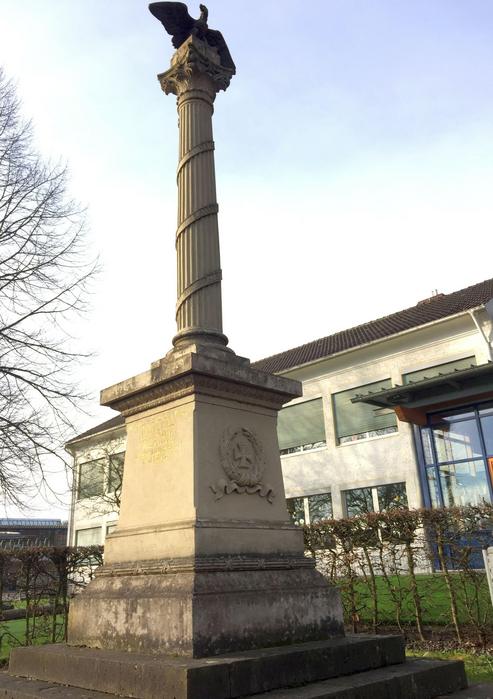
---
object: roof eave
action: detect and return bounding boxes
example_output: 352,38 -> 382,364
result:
65,421 -> 126,451
273,305 -> 483,377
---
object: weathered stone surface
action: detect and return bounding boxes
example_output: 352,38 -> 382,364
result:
68,565 -> 344,657
68,346 -> 346,658
9,635 -> 404,699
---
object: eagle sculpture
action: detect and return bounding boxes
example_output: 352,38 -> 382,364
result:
149,2 -> 236,74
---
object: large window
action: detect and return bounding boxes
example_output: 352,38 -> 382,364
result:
333,380 -> 397,444
343,482 -> 408,517
75,527 -> 102,546
403,356 -> 476,385
286,492 -> 332,526
421,404 -> 493,508
77,453 -> 126,502
278,399 -> 326,455
108,453 -> 125,495
77,459 -> 105,499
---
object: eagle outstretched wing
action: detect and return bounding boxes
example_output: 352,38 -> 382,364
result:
149,2 -> 195,49
205,29 -> 236,74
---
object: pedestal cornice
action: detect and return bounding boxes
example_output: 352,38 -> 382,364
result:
100,351 -> 302,417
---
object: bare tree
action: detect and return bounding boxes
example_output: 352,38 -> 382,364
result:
0,68 -> 96,507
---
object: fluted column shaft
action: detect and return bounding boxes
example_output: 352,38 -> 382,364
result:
159,36 -> 234,349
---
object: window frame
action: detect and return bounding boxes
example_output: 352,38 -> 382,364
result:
75,526 -> 102,547
418,400 -> 493,509
286,491 -> 333,526
332,379 -> 398,446
278,398 -> 327,456
342,481 -> 408,518
77,458 -> 106,500
76,452 -> 126,501
107,452 -> 125,495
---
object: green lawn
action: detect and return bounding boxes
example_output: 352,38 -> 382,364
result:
344,573 -> 493,626
0,616 -> 65,661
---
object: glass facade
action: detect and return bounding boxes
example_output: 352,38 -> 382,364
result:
420,401 -> 493,508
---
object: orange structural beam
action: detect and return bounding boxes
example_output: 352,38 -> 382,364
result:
394,406 -> 428,425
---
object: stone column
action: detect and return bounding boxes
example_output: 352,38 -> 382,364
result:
159,36 -> 233,350
65,33 -> 344,660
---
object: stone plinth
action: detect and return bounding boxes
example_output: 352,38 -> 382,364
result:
5,635 -> 468,699
67,346 -> 344,656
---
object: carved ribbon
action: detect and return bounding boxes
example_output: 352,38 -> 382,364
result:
175,203 -> 219,243
176,270 -> 222,320
177,140 -> 215,181
210,479 -> 275,504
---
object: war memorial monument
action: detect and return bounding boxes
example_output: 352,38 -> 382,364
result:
0,3 -> 468,697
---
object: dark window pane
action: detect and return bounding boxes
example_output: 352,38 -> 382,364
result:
108,452 -> 125,495
278,399 -> 326,453
377,483 -> 408,511
433,419 -> 482,463
307,493 -> 332,523
438,459 -> 490,507
286,497 -> 305,526
78,459 -> 105,499
344,487 -> 374,517
481,415 -> 493,455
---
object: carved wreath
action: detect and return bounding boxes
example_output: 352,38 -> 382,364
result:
210,427 -> 274,503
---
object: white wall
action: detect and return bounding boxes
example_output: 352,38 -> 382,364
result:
67,311 -> 493,532
280,313 -> 488,517
68,429 -> 127,546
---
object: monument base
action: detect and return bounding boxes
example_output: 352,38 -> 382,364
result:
68,556 -> 343,657
2,635 -> 467,699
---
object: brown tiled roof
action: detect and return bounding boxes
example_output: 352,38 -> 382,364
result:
252,278 -> 493,375
67,414 -> 125,445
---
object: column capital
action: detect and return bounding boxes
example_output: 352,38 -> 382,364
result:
158,35 -> 234,98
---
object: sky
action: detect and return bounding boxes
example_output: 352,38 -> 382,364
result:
1,0 -> 493,516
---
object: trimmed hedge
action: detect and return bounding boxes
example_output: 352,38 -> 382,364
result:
0,546 -> 102,653
304,504 -> 493,644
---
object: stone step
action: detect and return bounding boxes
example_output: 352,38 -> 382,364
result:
6,635 -> 404,699
0,657 -> 467,699
441,685 -> 493,698
241,659 -> 467,699
0,672 -> 127,698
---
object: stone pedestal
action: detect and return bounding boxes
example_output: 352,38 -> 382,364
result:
67,345 -> 344,657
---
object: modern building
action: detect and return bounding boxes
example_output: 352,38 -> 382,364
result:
67,277 -> 493,545
0,519 -> 68,549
